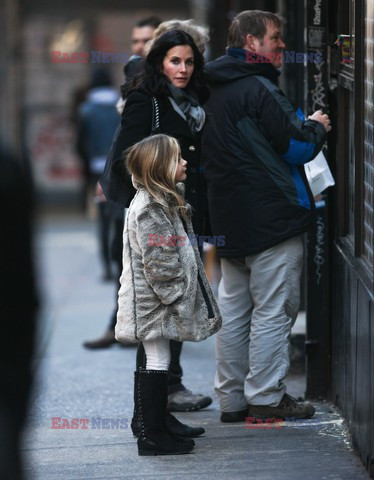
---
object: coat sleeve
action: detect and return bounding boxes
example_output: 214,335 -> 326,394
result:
135,204 -> 186,306
111,92 -> 153,179
250,80 -> 326,166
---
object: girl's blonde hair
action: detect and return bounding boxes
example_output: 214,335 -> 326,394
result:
126,134 -> 188,220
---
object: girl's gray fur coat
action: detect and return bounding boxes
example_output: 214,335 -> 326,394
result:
115,183 -> 222,343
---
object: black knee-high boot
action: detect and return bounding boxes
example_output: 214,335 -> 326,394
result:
131,345 -> 205,439
132,370 -> 198,444
137,370 -> 194,456
130,344 -> 146,435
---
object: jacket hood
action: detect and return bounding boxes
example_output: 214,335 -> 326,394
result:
205,48 -> 280,86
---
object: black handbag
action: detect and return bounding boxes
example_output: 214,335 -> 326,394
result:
100,96 -> 160,208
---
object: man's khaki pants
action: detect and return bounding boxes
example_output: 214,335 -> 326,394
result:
215,235 -> 303,412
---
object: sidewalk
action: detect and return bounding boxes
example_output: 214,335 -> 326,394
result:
23,213 -> 370,480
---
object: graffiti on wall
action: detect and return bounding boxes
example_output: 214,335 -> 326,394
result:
307,0 -> 327,112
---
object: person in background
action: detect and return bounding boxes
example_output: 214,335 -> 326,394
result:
83,17 -> 161,349
130,16 -> 161,58
71,84 -> 90,210
77,68 -> 120,281
148,19 -> 209,54
202,10 -> 331,422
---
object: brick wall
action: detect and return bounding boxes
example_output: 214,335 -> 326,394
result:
364,0 -> 374,273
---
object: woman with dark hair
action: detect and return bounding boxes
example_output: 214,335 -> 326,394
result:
114,29 -> 209,231
103,30 -> 211,454
121,29 -> 209,106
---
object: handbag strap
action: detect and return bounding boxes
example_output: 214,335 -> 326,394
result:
151,96 -> 160,133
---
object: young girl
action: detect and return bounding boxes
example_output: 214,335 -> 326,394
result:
115,134 -> 221,456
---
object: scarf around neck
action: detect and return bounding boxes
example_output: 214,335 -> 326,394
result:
167,83 -> 205,135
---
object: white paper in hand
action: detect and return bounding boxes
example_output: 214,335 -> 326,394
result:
304,151 -> 335,196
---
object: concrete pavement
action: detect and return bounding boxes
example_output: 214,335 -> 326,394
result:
22,213 -> 369,480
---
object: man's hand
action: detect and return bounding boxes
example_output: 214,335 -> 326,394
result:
308,110 -> 332,132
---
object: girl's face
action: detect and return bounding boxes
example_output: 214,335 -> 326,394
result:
162,45 -> 194,89
174,154 -> 187,182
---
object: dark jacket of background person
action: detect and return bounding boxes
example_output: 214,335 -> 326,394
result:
105,90 -> 206,235
77,84 -> 119,177
202,48 -> 326,257
0,140 -> 38,480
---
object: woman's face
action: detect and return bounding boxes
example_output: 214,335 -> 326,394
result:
162,45 -> 194,89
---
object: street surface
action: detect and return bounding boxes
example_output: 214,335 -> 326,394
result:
22,213 -> 369,480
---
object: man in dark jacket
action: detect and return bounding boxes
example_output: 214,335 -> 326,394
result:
202,10 -> 331,422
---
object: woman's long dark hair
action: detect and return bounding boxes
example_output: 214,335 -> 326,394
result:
121,30 -> 209,104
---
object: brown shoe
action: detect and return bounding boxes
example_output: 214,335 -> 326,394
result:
83,329 -> 138,349
83,329 -> 117,349
247,394 -> 315,421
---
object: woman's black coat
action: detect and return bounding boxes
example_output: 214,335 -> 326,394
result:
105,91 -> 206,235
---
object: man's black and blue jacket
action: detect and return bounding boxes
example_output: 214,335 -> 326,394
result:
202,48 -> 326,257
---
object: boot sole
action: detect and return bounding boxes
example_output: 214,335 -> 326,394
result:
138,448 -> 194,456
133,429 -> 202,439
174,431 -> 204,438
133,431 -> 203,439
135,432 -> 203,439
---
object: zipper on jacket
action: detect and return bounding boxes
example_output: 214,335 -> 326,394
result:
197,273 -> 214,318
181,217 -> 215,319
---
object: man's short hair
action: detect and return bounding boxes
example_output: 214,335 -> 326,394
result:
135,16 -> 161,29
227,10 -> 283,48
